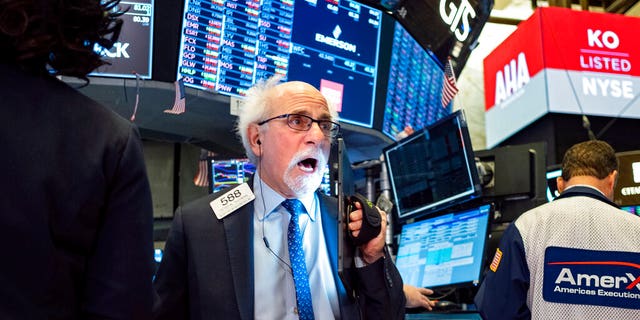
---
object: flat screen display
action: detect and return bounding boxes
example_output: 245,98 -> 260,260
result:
621,205 -> 640,216
383,110 -> 481,220
90,0 -> 154,79
546,167 -> 562,202
395,203 -> 492,290
209,158 -> 331,195
381,21 -> 450,138
614,150 -> 640,207
177,0 -> 382,127
209,159 -> 256,193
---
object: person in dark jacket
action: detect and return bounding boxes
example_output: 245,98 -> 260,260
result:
153,76 -> 406,319
0,1 -> 154,318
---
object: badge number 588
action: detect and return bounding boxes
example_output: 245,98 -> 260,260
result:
210,183 -> 255,220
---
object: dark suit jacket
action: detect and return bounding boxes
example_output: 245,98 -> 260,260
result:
0,63 -> 154,319
153,186 -> 405,319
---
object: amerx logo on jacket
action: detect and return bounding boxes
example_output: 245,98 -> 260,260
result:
543,246 -> 640,309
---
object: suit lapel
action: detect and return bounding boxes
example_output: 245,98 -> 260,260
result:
320,195 -> 338,277
220,190 -> 350,319
319,195 -> 355,313
223,201 -> 255,320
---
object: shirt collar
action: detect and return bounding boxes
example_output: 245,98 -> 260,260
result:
253,172 -> 317,222
564,184 -> 606,196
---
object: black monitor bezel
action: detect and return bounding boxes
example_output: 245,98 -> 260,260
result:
207,158 -> 253,194
175,0 -> 384,128
545,164 -> 562,202
382,110 -> 482,222
614,150 -> 640,207
89,0 -> 154,79
395,201 -> 494,291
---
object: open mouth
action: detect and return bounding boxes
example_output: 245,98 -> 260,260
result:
297,158 -> 318,173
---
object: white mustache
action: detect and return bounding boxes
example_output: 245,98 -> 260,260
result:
283,147 -> 328,197
288,147 -> 327,169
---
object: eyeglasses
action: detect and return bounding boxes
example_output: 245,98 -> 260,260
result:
258,113 -> 341,138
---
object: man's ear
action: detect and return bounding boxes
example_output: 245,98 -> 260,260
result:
248,124 -> 262,156
608,170 -> 618,190
556,176 -> 566,194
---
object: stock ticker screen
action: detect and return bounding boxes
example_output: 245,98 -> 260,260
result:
177,0 -> 382,127
90,0 -> 154,79
381,21 -> 450,138
210,159 -> 256,193
209,159 -> 331,195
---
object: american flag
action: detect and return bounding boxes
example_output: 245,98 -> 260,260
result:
164,78 -> 186,114
441,58 -> 459,108
194,150 -> 216,187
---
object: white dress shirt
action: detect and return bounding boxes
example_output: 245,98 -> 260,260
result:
253,172 -> 339,319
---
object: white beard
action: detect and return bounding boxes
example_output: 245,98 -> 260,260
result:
283,148 -> 327,197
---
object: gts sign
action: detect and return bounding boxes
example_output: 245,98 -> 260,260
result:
94,42 -> 131,59
439,0 -> 476,42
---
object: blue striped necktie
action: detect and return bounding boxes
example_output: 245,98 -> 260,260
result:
282,199 -> 315,320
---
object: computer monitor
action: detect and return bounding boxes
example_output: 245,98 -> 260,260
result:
546,166 -> 562,202
383,110 -> 481,220
90,0 -> 154,79
177,0 -> 383,127
208,158 -> 330,195
153,248 -> 163,279
395,203 -> 492,290
381,21 -> 450,139
474,142 -> 548,222
208,159 -> 255,193
613,150 -> 640,207
620,205 -> 640,216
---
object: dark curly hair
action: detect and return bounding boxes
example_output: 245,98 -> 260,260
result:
0,0 -> 124,81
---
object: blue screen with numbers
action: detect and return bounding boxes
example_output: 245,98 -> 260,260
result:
208,158 -> 331,195
177,0 -> 382,127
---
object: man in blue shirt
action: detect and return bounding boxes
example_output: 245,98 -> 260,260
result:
153,76 -> 406,319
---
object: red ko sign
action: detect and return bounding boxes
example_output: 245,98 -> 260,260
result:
483,7 -> 640,147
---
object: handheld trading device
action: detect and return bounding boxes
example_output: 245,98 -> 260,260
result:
336,138 -> 383,297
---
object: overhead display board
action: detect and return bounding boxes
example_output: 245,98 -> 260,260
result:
90,0 -> 154,79
357,0 -> 494,76
484,7 -> 640,148
614,150 -> 640,207
177,0 -> 383,127
380,21 -> 450,139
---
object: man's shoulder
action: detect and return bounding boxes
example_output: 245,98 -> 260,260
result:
179,185 -> 254,219
181,193 -> 219,211
515,195 -> 631,232
318,192 -> 338,205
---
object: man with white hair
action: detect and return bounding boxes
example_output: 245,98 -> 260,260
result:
153,77 -> 406,319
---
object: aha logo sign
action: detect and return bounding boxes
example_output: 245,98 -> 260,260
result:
439,0 -> 476,42
494,52 -> 530,106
